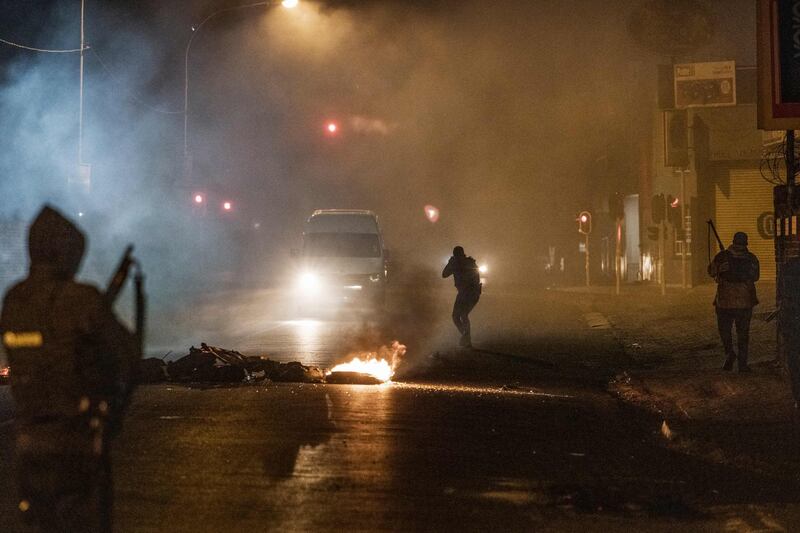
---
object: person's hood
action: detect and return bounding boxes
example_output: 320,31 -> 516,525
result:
727,243 -> 749,257
28,205 -> 86,280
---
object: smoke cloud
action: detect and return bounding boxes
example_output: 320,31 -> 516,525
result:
0,0 -> 690,353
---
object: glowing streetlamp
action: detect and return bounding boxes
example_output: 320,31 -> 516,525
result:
184,1 -> 300,179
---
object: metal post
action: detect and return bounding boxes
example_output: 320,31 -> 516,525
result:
789,130 -> 796,188
680,169 -> 687,288
660,219 -> 666,296
585,233 -> 590,287
779,130 -> 796,368
78,0 -> 85,166
615,218 -> 621,296
183,42 -> 190,181
183,1 -> 273,183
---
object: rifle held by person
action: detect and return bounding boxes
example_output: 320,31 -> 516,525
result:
707,219 -> 725,252
104,245 -> 146,433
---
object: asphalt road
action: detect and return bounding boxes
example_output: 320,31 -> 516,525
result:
2,286 -> 800,531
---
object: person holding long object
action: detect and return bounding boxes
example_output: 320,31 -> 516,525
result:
707,229 -> 760,372
0,205 -> 143,532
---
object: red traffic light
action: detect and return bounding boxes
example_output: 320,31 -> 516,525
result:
424,204 -> 440,223
324,121 -> 339,136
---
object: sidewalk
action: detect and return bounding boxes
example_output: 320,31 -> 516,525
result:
578,282 -> 800,479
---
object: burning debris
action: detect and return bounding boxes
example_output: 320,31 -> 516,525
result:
325,371 -> 385,385
326,341 -> 406,384
136,341 -> 407,386
329,357 -> 393,382
139,343 -> 324,384
0,341 -> 409,387
165,343 -> 251,383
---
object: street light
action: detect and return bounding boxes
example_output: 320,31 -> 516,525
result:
183,1 -> 299,179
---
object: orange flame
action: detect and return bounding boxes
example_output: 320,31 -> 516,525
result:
329,357 -> 393,382
328,341 -> 406,382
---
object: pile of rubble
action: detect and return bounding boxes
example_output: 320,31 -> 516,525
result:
139,343 -> 325,384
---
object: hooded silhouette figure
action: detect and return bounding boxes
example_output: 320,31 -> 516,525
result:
0,205 -> 137,533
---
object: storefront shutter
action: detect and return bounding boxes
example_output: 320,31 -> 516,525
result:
714,168 -> 775,281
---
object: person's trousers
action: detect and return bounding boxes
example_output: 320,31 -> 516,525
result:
452,290 -> 480,337
15,420 -> 112,533
715,307 -> 752,368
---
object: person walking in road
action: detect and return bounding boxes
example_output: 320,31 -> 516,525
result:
442,246 -> 482,348
0,206 -> 139,532
708,231 -> 760,372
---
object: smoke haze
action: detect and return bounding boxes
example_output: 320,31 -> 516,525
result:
1,0 -> 747,352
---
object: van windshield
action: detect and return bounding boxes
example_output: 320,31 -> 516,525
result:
304,233 -> 381,258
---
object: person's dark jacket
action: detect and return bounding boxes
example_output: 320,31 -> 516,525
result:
442,255 -> 481,293
707,244 -> 760,309
0,206 -> 137,421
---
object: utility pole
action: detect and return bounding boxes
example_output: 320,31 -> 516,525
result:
78,0 -> 85,167
660,198 -> 667,296
615,218 -> 621,295
69,0 -> 92,192
659,219 -> 666,295
578,211 -> 592,288
679,169 -> 687,289
585,232 -> 590,287
183,1 -> 299,183
777,130 -> 796,368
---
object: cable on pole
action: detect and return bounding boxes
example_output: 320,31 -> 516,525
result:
0,37 -> 88,53
90,48 -> 183,115
761,132 -> 800,186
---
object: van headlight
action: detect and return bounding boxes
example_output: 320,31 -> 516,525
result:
297,272 -> 322,292
369,273 -> 382,283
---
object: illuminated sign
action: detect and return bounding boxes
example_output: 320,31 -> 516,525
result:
674,61 -> 736,108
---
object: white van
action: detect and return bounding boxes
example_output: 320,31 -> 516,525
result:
294,210 -> 388,310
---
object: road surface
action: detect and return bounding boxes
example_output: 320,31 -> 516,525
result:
2,286 -> 800,531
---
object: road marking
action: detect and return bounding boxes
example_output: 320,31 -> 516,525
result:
394,382 -> 574,399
